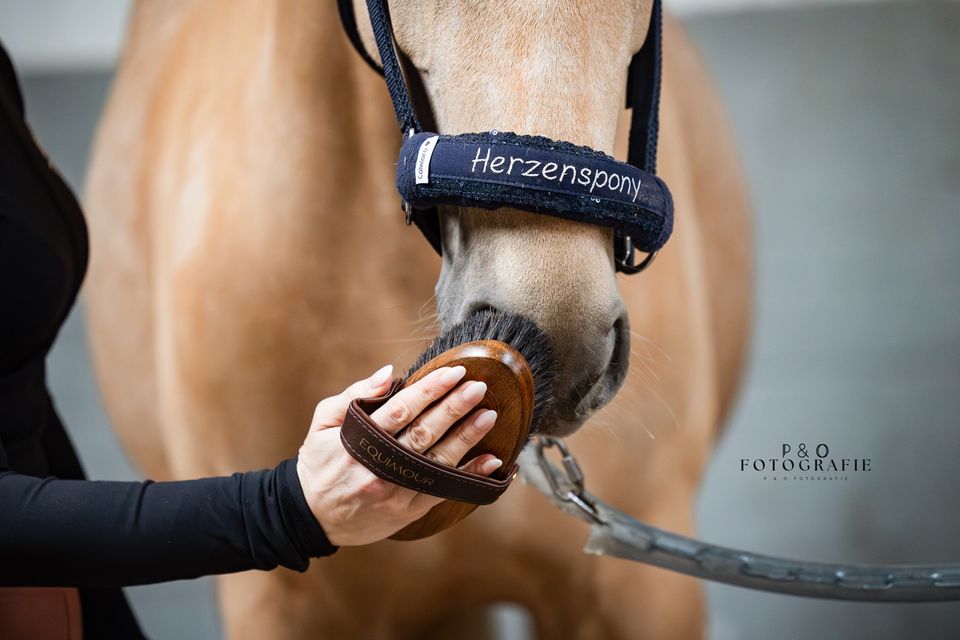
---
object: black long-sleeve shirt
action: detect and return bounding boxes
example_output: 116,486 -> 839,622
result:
0,43 -> 335,637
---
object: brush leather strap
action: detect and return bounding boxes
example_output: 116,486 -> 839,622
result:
340,381 -> 517,505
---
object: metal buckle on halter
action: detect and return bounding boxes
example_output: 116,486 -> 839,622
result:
533,436 -> 602,523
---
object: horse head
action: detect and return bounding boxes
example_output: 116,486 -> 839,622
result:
355,0 -> 657,434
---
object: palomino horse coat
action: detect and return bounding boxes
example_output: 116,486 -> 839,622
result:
85,1 -> 750,637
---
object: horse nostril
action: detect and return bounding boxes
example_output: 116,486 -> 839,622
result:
606,314 -> 630,390
458,294 -> 502,322
468,303 -> 497,317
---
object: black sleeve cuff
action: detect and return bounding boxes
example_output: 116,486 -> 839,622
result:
238,459 -> 337,573
275,458 -> 338,561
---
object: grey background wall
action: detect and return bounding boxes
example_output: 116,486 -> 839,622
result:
0,0 -> 892,72
2,1 -> 959,638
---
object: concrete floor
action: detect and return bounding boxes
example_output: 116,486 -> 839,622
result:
9,2 -> 960,638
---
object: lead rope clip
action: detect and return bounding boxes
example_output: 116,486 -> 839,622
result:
534,436 -> 603,524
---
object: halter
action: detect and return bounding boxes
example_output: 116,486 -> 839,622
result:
339,0 -> 673,273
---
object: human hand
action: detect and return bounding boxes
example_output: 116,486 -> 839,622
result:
296,364 -> 500,546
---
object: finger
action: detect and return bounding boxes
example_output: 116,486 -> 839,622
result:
370,365 -> 466,435
423,408 -> 498,467
395,380 -> 487,453
409,453 -> 503,512
460,453 -> 504,476
310,364 -> 394,431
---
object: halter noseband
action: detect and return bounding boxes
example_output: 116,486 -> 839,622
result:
339,0 -> 673,274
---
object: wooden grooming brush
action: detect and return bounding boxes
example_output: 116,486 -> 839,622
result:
340,310 -> 556,540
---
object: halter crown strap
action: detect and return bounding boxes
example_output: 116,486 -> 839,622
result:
627,0 -> 663,174
345,0 -> 672,272
365,0 -> 420,134
336,0 -> 382,74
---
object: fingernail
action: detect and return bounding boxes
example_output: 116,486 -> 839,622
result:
370,364 -> 393,386
475,409 -> 497,430
439,365 -> 467,385
484,458 -> 503,474
462,380 -> 487,403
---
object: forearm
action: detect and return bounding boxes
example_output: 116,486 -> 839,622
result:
0,459 -> 336,588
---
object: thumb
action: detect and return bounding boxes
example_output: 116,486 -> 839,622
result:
310,364 -> 394,431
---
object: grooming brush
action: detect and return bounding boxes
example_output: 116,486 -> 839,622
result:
391,310 -> 557,540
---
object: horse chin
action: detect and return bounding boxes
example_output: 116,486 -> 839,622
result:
536,361 -> 627,437
537,416 -> 586,438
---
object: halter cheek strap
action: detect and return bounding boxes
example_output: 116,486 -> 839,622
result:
340,0 -> 672,273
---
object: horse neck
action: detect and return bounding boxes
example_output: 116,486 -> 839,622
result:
127,0 -> 401,228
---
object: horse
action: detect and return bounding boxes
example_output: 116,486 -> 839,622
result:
84,0 -> 750,637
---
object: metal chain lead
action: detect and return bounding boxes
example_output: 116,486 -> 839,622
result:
530,437 -> 960,602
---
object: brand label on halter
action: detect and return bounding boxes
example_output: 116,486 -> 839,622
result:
414,135 -> 439,184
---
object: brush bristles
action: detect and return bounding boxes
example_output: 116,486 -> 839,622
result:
405,310 -> 557,431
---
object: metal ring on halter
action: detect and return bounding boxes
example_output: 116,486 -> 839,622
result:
616,235 -> 659,274
622,250 -> 658,274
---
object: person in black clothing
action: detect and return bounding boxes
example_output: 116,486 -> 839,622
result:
0,43 -> 503,637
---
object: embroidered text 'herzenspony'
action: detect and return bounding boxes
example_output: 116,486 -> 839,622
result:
468,146 -> 643,203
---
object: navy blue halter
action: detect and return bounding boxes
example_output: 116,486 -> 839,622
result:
339,0 -> 673,273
